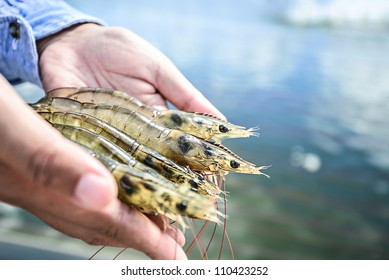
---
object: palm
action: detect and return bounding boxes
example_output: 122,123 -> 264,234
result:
38,24 -> 223,118
39,24 -> 170,108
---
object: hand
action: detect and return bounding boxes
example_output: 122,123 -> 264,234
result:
32,23 -> 225,259
0,76 -> 186,259
37,23 -> 225,118
34,23 -> 226,259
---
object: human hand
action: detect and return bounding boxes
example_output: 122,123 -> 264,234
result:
35,23 -> 226,259
34,22 -> 225,259
0,76 -> 187,260
37,23 -> 225,118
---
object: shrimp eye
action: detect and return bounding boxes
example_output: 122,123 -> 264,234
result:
219,124 -> 229,133
230,160 -> 240,169
176,201 -> 187,212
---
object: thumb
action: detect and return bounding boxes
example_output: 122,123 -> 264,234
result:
73,167 -> 117,209
25,140 -> 118,210
0,77 -> 117,210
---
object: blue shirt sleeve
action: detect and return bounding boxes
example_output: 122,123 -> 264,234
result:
0,0 -> 105,86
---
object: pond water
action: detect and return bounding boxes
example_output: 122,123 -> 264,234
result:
1,0 -> 388,259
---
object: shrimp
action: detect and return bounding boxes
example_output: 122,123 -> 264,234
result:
80,146 -> 222,225
32,98 -> 269,176
49,122 -> 188,191
46,87 -> 259,141
37,111 -> 220,197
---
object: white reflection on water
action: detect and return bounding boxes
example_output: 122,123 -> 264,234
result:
290,146 -> 322,172
311,33 -> 389,171
281,0 -> 389,27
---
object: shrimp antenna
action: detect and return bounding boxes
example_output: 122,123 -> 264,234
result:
89,245 -> 105,260
113,248 -> 128,260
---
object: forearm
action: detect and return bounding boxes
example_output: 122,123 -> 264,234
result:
0,0 -> 104,86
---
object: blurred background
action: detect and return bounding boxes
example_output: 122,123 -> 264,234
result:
1,0 -> 388,259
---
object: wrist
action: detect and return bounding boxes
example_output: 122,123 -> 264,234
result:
37,23 -> 101,57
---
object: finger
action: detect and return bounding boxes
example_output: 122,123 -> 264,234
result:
0,165 -> 120,248
0,78 -> 187,260
145,234 -> 187,260
25,185 -> 186,260
98,201 -> 187,260
146,214 -> 186,247
155,58 -> 226,120
0,76 -> 117,210
119,210 -> 187,260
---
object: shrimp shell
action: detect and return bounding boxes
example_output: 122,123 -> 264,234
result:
46,87 -> 259,141
80,146 -> 222,225
36,110 -> 220,197
32,98 -> 269,176
48,121 -> 184,192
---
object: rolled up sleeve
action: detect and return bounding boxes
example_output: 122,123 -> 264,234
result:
0,0 -> 105,86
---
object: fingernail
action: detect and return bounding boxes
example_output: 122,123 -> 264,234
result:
174,246 -> 188,260
75,173 -> 114,209
167,228 -> 186,247
153,105 -> 168,111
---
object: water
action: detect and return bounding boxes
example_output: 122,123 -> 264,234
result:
1,0 -> 389,259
